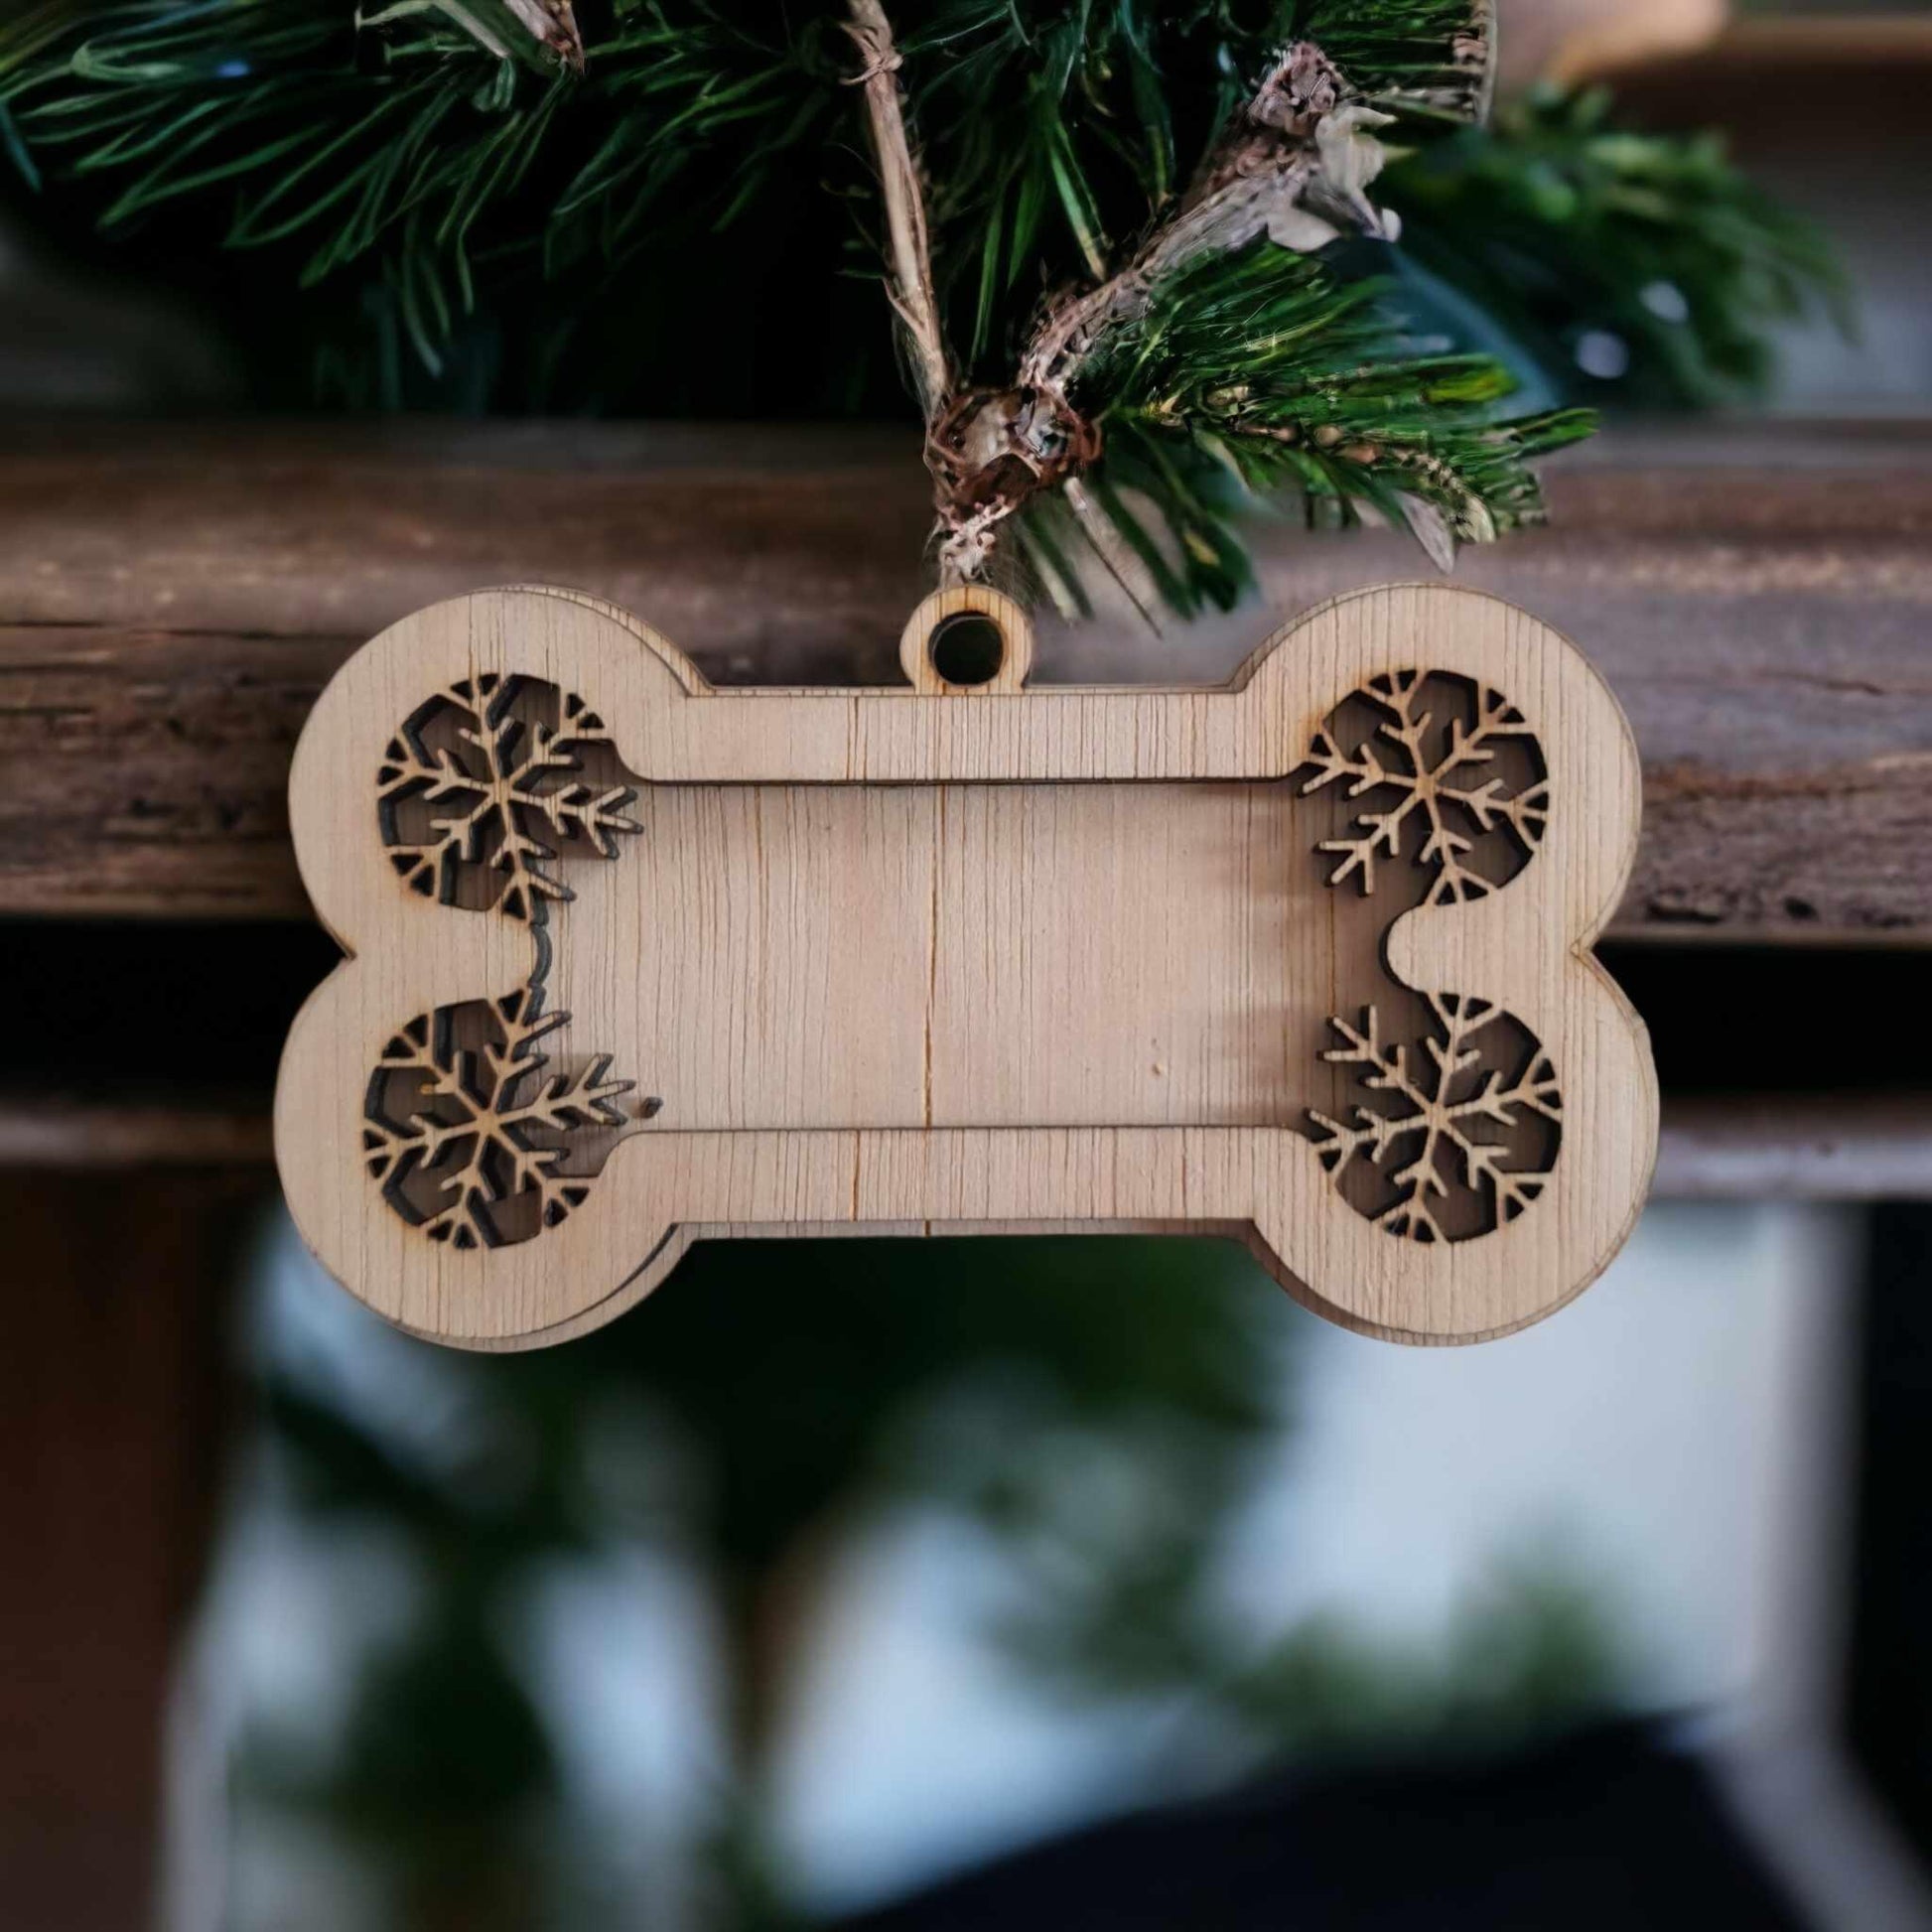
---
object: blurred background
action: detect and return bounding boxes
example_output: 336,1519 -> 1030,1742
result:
5,0 -> 1932,1928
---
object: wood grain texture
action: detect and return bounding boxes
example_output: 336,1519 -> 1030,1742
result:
0,420 -> 1927,937
276,581 -> 1655,1349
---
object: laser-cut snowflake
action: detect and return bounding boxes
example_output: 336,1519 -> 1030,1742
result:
378,674 -> 639,923
1309,994 -> 1561,1243
1301,669 -> 1548,903
363,989 -> 634,1249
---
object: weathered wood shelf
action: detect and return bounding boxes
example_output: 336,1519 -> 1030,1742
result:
2,417 -> 1928,937
12,1088 -> 1932,1201
0,1095 -> 270,1168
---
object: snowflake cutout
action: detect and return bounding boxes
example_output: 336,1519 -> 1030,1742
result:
378,674 -> 640,923
1301,670 -> 1548,904
363,989 -> 635,1249
1309,994 -> 1561,1243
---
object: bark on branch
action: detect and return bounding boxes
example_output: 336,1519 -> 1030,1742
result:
928,43 -> 1390,586
842,22 -> 1395,591
843,0 -> 952,420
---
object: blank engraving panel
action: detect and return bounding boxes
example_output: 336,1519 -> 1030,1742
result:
556,780 -> 1315,1133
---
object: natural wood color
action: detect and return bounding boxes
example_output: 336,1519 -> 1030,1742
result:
276,581 -> 1655,1349
0,420 -> 1927,937
898,586 -> 1035,694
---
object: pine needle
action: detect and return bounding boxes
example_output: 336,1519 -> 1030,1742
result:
0,3 -> 1840,620
1043,241 -> 1592,614
0,0 -> 830,356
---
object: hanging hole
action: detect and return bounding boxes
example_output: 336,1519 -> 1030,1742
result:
927,613 -> 1007,687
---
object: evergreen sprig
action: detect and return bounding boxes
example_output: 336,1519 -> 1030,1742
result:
0,1 -> 828,371
903,1 -> 1485,370
0,1 -> 1840,619
1023,243 -> 1589,618
1286,0 -> 1489,116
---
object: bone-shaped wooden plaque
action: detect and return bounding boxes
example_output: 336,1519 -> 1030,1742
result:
275,581 -> 1655,1350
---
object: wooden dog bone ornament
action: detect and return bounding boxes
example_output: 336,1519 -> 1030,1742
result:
276,582 -> 1656,1350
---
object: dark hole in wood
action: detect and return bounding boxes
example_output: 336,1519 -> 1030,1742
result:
928,613 -> 1006,687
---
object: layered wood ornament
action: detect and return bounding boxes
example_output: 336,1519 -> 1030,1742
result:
276,582 -> 1656,1349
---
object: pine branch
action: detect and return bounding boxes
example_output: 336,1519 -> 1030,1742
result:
499,1 -> 586,70
1287,0 -> 1492,119
904,1 -> 1491,369
401,1 -> 586,69
1020,244 -> 1591,619
928,39 -> 1411,584
0,4 -> 1839,624
0,2 -> 829,373
840,16 -> 1458,587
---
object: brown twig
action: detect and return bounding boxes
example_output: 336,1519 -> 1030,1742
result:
503,0 -> 586,71
843,0 -> 952,421
841,23 -> 1394,592
928,42 -> 1390,587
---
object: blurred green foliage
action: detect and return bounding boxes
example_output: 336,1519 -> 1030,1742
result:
1384,84 -> 1850,410
228,1234 -> 1625,1927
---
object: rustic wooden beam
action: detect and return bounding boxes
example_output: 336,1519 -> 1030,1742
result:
1657,1097 -> 1932,1201
0,1095 -> 272,1167
5,1087 -> 1932,1204
2,419 -> 1928,936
